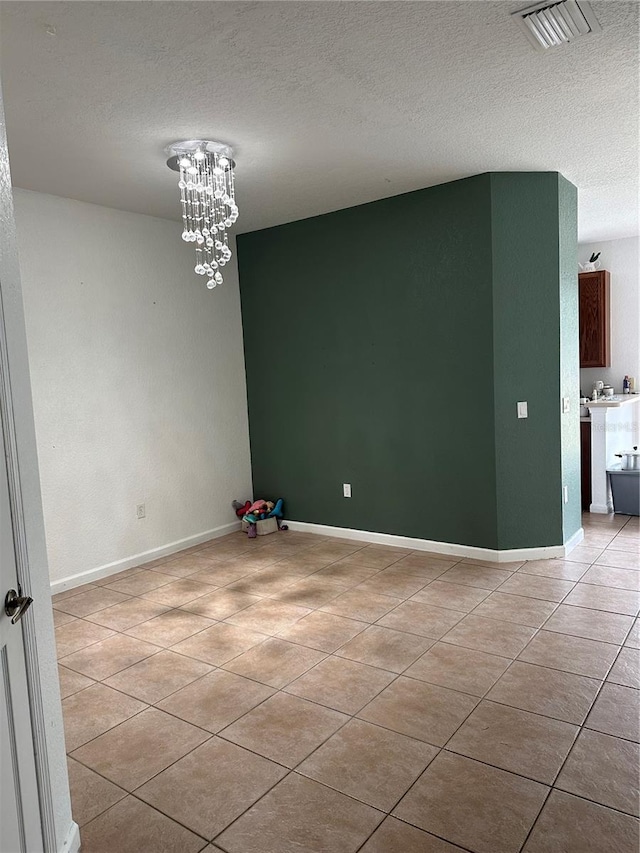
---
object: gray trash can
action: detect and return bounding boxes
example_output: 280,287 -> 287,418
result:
607,467 -> 640,516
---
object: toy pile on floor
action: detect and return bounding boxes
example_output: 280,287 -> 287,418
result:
232,498 -> 287,538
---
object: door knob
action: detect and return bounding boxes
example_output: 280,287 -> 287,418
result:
4,588 -> 34,625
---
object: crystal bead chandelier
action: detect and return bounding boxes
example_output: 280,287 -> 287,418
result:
165,140 -> 239,290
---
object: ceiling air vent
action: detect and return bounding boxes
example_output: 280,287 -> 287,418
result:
513,0 -> 601,51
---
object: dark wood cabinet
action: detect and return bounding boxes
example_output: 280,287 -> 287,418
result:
580,420 -> 591,510
579,270 -> 610,368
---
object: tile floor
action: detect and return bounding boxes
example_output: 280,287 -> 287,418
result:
54,513 -> 640,853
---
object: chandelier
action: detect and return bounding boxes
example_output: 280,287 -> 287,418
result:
165,140 -> 239,290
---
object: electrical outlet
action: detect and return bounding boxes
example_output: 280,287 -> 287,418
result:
343,483 -> 352,498
517,401 -> 528,419
563,486 -> 569,504
562,397 -> 570,414
136,503 -> 146,519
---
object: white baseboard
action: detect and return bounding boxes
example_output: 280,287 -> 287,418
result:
590,501 -> 614,514
284,520 -> 581,563
50,517 -> 585,593
563,526 -> 585,555
59,820 -> 80,853
49,521 -> 241,594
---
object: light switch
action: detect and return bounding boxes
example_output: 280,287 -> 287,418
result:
562,397 -> 570,414
517,401 -> 528,419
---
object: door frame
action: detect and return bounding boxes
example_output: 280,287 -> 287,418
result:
1,84 -> 76,851
0,288 -> 57,850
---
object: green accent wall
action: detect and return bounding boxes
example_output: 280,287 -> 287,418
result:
491,173 -> 562,548
238,172 -> 579,550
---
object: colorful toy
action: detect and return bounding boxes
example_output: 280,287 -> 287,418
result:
232,496 -> 286,535
232,499 -> 251,518
268,498 -> 284,518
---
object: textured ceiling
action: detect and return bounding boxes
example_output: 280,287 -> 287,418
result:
0,1 -> 638,241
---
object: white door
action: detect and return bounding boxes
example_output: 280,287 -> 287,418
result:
0,398 -> 43,852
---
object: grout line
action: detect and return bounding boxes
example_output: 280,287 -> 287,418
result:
120,642 -> 406,844
206,764 -> 388,848
65,760 -> 129,831
353,811 -> 478,853
66,701 -> 152,754
132,733 -> 289,806
516,616 -> 640,852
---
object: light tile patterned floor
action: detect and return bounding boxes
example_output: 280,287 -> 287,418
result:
54,513 -> 640,853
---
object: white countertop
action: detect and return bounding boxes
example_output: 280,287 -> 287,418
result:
586,395 -> 640,409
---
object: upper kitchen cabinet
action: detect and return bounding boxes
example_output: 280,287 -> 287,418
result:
579,270 -> 611,368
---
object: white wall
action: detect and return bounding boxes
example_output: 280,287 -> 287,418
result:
579,236 -> 640,395
13,189 -> 252,587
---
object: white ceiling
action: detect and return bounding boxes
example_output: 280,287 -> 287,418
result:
1,1 -> 638,241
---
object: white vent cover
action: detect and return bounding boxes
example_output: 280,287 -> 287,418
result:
513,0 -> 601,51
